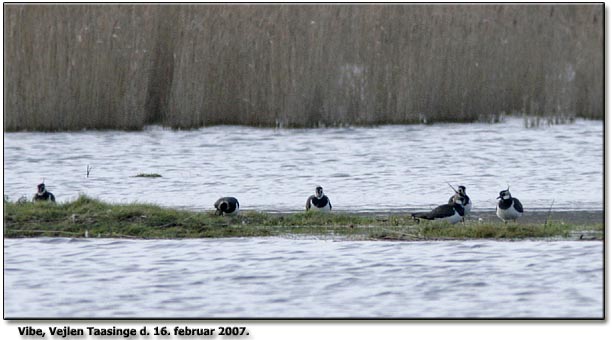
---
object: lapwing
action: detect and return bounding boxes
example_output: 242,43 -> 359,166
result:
496,187 -> 523,222
32,183 -> 56,203
411,196 -> 466,224
306,186 -> 332,212
448,185 -> 472,216
214,197 -> 240,216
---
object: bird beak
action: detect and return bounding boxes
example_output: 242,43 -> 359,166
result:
496,195 -> 501,199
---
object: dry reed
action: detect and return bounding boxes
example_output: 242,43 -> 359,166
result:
3,4 -> 603,131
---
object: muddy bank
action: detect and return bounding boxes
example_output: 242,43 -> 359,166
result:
271,209 -> 604,225
466,210 -> 603,225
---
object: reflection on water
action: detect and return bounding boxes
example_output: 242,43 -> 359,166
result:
3,238 -> 603,318
3,118 -> 602,212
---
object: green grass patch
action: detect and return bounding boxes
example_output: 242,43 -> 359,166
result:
3,195 -> 603,240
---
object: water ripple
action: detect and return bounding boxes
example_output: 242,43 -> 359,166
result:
3,118 -> 602,211
3,238 -> 603,318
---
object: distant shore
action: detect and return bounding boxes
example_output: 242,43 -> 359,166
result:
3,196 -> 602,241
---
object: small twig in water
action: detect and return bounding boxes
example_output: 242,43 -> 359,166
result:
86,164 -> 92,178
134,173 -> 162,178
446,182 -> 459,194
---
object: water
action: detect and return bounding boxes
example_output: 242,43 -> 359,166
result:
3,238 -> 602,318
3,118 -> 603,212
3,119 -> 603,318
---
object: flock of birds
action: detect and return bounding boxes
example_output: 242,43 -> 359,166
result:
33,182 -> 524,224
211,184 -> 523,224
410,185 -> 524,224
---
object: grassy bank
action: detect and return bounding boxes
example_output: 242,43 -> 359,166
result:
4,4 -> 603,131
3,196 -> 602,240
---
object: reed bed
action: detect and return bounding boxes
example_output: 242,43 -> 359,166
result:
3,4 -> 603,131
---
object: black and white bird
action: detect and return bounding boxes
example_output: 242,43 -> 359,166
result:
305,186 -> 332,212
496,188 -> 523,222
32,183 -> 55,203
448,185 -> 472,216
214,197 -> 240,216
411,196 -> 466,224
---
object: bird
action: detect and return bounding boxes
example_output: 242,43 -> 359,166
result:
411,195 -> 466,224
496,187 -> 523,222
305,186 -> 332,212
32,183 -> 55,203
214,197 -> 240,216
448,185 -> 472,216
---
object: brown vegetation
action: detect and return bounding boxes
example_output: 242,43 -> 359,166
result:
3,4 -> 603,130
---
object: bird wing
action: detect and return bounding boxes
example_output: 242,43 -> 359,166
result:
227,197 -> 239,211
429,204 -> 457,218
513,198 -> 524,213
305,195 -> 314,210
412,204 -> 456,220
411,212 -> 429,219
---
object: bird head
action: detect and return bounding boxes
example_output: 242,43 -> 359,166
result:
497,189 -> 511,200
315,186 -> 324,198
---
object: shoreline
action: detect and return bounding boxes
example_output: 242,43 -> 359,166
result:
257,209 -> 604,224
3,196 -> 603,241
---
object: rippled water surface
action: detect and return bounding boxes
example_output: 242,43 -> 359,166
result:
3,118 -> 602,211
4,238 -> 602,318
